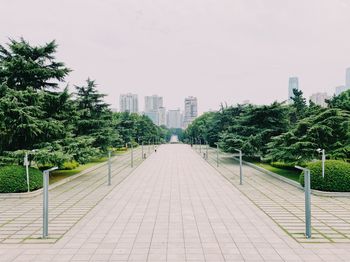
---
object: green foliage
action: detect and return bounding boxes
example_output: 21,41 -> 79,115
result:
0,38 -> 165,176
62,160 -> 79,170
299,160 -> 350,192
270,162 -> 298,171
0,165 -> 42,193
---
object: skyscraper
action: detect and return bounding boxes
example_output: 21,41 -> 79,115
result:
144,95 -> 164,126
119,93 -> 138,113
335,85 -> 346,96
183,96 -> 198,129
309,92 -> 330,107
288,77 -> 299,103
346,68 -> 350,89
144,95 -> 163,112
167,109 -> 182,129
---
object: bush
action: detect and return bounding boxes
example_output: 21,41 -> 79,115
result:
271,161 -> 298,171
299,160 -> 350,192
0,165 -> 43,193
62,160 -> 79,170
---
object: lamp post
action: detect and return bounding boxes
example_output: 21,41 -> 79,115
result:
131,142 -> 134,168
199,138 -> 202,153
316,148 -> 325,178
206,141 -> 209,160
142,141 -> 144,159
42,166 -> 58,238
107,151 -> 111,186
216,143 -> 219,167
235,149 -> 243,185
295,166 -> 312,239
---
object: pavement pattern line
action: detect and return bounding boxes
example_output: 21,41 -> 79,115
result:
0,148 -> 150,244
202,146 -> 350,244
0,144 -> 350,261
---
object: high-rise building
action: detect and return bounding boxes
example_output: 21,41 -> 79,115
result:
158,107 -> 166,126
183,96 -> 198,129
335,85 -> 347,96
119,93 -> 138,113
144,95 -> 163,112
167,109 -> 182,129
144,95 -> 164,126
309,92 -> 331,107
346,68 -> 350,88
288,77 -> 299,103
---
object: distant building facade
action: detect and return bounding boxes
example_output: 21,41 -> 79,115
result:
288,77 -> 299,103
309,92 -> 330,107
183,96 -> 198,129
119,93 -> 138,113
335,85 -> 347,96
144,95 -> 164,126
346,68 -> 350,89
167,109 -> 182,129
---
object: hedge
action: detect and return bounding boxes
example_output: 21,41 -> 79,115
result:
299,160 -> 350,192
0,165 -> 43,193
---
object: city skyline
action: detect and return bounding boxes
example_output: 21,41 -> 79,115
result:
2,0 -> 350,114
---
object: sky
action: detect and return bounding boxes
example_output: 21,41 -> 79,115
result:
1,0 -> 350,114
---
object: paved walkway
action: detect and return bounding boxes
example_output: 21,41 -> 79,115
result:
0,144 -> 350,261
202,146 -> 350,244
0,148 -> 146,244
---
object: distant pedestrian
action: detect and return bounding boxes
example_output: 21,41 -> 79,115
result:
155,146 -> 157,153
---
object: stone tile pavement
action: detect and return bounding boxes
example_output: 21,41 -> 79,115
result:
0,147 -> 148,244
202,145 -> 350,244
0,144 -> 349,261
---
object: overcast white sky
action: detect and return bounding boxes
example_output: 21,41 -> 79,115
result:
1,0 -> 350,114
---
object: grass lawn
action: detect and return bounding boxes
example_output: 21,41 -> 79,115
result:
253,162 -> 300,182
49,157 -> 109,184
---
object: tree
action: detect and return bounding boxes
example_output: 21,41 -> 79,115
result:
74,79 -> 115,151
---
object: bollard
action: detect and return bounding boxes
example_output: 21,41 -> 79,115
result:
108,151 -> 111,186
295,166 -> 312,239
42,166 -> 58,238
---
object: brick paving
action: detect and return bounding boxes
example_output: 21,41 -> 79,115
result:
0,147 -> 147,244
202,145 -> 350,244
0,144 -> 349,261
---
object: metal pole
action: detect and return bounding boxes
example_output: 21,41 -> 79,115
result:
131,143 -> 134,168
239,150 -> 243,185
305,169 -> 311,238
216,143 -> 219,167
199,139 -> 202,153
148,141 -> 150,154
108,151 -> 111,186
322,149 -> 325,178
142,142 -> 144,159
42,166 -> 58,239
295,166 -> 312,239
25,152 -> 30,192
206,142 -> 208,160
43,170 -> 49,238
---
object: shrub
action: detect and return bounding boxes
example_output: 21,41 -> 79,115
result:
0,165 -> 43,193
299,160 -> 350,192
270,161 -> 298,171
62,160 -> 79,170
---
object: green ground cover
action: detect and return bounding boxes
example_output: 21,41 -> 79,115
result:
253,162 -> 300,182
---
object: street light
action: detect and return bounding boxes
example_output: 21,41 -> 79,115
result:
24,149 -> 37,192
234,149 -> 243,185
215,142 -> 219,167
42,166 -> 58,238
295,165 -> 312,239
316,148 -> 325,178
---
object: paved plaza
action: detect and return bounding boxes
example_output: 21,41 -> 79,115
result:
0,144 -> 350,261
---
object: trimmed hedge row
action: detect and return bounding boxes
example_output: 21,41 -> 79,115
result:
0,165 -> 43,193
299,160 -> 350,192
